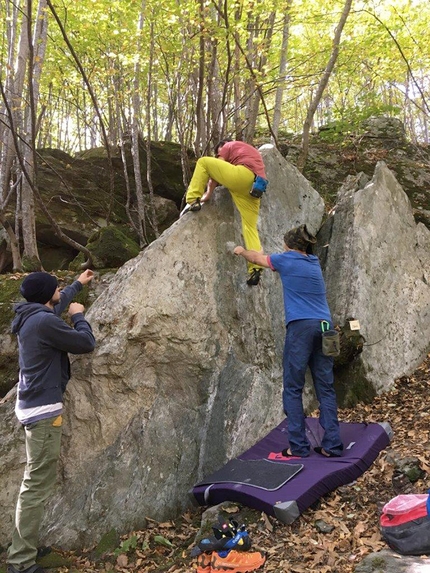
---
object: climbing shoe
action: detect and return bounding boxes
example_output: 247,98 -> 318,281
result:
210,549 -> 266,572
196,552 -> 212,573
197,529 -> 251,555
193,518 -> 252,557
179,198 -> 202,217
246,269 -> 262,286
36,547 -> 52,559
7,566 -> 46,573
212,517 -> 239,539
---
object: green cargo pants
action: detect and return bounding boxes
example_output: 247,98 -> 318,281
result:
8,415 -> 62,570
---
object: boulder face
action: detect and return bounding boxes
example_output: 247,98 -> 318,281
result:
0,145 -> 326,548
354,549 -> 430,573
318,161 -> 430,403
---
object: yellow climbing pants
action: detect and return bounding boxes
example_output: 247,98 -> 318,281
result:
186,157 -> 263,273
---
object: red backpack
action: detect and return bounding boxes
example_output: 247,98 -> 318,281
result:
380,494 -> 430,555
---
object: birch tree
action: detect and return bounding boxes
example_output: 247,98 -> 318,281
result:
20,0 -> 49,269
144,18 -> 159,239
131,1 -> 149,246
0,0 -> 24,270
272,0 -> 293,141
296,0 -> 354,171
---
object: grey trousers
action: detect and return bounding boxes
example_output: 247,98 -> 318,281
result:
8,416 -> 62,570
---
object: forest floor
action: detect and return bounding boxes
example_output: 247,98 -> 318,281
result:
2,354 -> 429,573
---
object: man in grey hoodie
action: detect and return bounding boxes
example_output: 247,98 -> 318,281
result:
7,270 -> 96,573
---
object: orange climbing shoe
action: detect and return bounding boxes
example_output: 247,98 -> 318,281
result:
211,549 -> 266,572
196,552 -> 212,573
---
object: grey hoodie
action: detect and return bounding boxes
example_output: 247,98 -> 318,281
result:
12,280 -> 95,411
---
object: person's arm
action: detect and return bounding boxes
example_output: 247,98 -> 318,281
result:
233,246 -> 271,268
41,304 -> 96,354
54,270 -> 94,316
201,178 -> 218,202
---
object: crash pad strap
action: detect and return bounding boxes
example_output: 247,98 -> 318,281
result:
195,458 -> 303,491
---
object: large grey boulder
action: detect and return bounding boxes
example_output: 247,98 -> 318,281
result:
0,145 -> 325,548
354,549 -> 430,573
318,162 -> 430,401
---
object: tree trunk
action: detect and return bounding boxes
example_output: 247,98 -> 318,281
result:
272,1 -> 293,142
244,11 -> 276,143
212,0 -> 277,143
296,0 -> 353,172
21,0 -> 49,270
21,0 -> 41,271
194,0 -> 206,154
131,1 -> 148,246
145,20 -> 159,239
0,0 -> 23,271
233,4 -> 243,140
206,1 -> 224,148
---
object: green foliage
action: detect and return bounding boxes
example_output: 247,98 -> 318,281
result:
318,104 -> 402,143
114,534 -> 138,557
2,0 -> 430,157
153,535 -> 174,548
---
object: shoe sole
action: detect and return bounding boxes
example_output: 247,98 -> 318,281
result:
196,554 -> 212,573
211,551 -> 266,572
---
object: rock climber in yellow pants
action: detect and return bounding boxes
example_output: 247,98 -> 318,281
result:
181,139 -> 267,286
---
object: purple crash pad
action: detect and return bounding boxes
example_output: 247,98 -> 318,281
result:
191,417 -> 392,524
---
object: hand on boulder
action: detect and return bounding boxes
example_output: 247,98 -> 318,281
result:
77,269 -> 94,285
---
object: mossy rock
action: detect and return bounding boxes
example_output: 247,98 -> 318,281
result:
0,353 -> 18,396
37,551 -> 72,568
334,361 -> 377,408
70,226 -> 141,270
370,555 -> 386,570
0,275 -> 23,331
94,528 -> 120,557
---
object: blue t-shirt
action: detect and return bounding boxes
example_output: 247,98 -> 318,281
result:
268,251 -> 331,325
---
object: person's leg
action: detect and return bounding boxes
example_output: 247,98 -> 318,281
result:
282,321 -> 314,456
229,190 -> 262,274
186,159 -> 261,273
309,328 -> 343,456
8,416 -> 62,571
186,157 -> 252,204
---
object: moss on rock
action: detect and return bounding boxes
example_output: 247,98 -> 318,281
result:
37,551 -> 72,569
0,275 -> 23,330
94,528 -> 120,557
334,361 -> 377,408
70,226 -> 140,270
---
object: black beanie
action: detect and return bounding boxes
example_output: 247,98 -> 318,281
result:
20,272 -> 58,304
